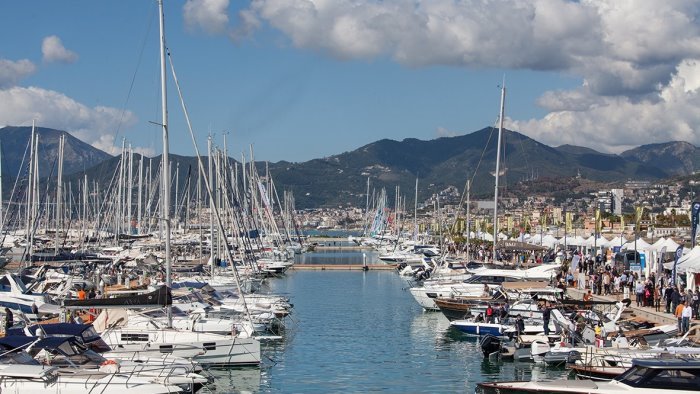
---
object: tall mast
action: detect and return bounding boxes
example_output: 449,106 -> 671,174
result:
414,178 -> 418,241
138,156 -> 143,234
466,180 -> 470,259
55,134 -> 65,254
207,135 -> 214,274
493,82 -> 505,261
0,140 -> 3,235
127,144 -> 133,234
158,0 -> 172,327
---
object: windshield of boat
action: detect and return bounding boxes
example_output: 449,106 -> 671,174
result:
463,275 -> 519,284
617,365 -> 700,390
2,350 -> 39,365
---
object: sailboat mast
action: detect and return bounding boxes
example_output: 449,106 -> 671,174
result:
55,134 -> 65,254
493,83 -> 505,261
158,0 -> 172,327
414,178 -> 418,241
466,180 -> 470,259
0,140 -> 3,235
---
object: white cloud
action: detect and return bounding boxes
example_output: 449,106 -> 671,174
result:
42,35 -> 78,63
0,59 -> 36,88
183,0 -> 230,34
0,86 -> 138,155
512,59 -> 700,152
435,126 -> 457,138
232,0 -> 700,151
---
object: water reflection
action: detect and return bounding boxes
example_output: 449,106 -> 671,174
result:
254,267 -> 573,392
206,367 -> 263,393
295,249 -> 381,265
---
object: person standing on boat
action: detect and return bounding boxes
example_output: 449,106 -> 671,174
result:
485,304 -> 494,323
515,315 -> 525,336
542,304 -> 551,336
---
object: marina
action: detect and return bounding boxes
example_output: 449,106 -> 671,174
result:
0,1 -> 699,393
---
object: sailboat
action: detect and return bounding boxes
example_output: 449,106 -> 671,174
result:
92,0 -> 260,367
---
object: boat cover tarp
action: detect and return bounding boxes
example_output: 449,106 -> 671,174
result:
0,335 -> 37,349
63,285 -> 171,308
560,298 -> 630,306
496,240 -> 548,251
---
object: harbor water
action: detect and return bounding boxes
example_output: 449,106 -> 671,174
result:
218,250 -> 571,393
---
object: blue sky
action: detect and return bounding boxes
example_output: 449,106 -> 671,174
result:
2,1 -> 700,162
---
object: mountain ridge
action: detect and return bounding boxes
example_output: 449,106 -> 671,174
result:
1,125 -> 697,208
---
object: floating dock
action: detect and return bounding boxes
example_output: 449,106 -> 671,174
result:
292,264 -> 397,271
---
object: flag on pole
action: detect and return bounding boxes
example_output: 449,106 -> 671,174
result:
691,201 -> 700,248
671,245 -> 683,287
595,209 -> 601,234
565,212 -> 572,232
635,206 -> 644,233
620,215 -> 625,232
657,245 -> 667,279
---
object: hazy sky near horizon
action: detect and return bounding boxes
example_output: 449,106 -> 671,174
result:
1,0 -> 700,161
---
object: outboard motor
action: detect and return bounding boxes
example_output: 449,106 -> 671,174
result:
479,334 -> 502,357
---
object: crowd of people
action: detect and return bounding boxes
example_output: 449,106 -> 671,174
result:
559,250 -> 700,336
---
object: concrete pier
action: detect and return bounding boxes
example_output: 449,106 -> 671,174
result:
566,287 -> 676,326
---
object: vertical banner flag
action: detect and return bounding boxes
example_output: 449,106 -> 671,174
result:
635,206 -> 643,233
565,212 -> 572,233
620,215 -> 625,232
691,201 -> 700,248
595,209 -> 601,235
657,245 -> 667,279
570,253 -> 580,273
507,216 -> 513,233
542,213 -> 547,229
671,245 -> 683,287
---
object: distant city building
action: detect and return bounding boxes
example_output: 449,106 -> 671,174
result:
625,180 -> 651,189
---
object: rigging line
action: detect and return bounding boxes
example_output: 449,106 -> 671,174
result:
469,120 -> 499,187
113,3 -> 157,141
515,130 -> 532,183
168,49 -> 256,324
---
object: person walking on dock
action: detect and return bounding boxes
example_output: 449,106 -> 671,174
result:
665,286 -> 675,313
682,301 -> 692,335
676,302 -> 686,335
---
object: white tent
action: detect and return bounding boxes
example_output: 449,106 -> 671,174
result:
652,237 -> 667,252
584,235 -> 607,247
662,238 -> 681,251
621,237 -> 653,251
674,246 -> 700,274
606,236 -> 629,249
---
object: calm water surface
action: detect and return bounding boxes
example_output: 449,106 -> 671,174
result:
217,251 -> 570,393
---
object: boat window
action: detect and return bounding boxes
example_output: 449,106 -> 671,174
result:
617,366 -> 650,385
159,345 -> 174,353
638,368 -> 700,390
203,342 -> 216,350
121,333 -> 149,342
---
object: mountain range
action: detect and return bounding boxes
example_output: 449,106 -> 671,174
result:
0,126 -> 697,208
